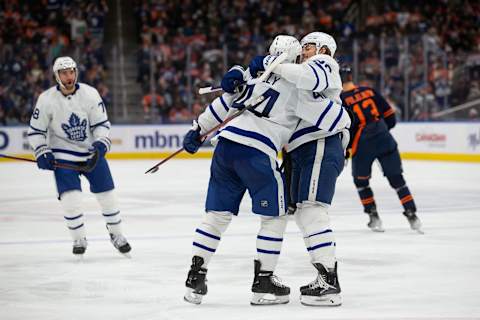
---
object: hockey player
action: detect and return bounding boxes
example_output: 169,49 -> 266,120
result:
248,32 -> 350,306
340,66 -> 422,233
27,56 -> 131,256
181,35 -> 349,306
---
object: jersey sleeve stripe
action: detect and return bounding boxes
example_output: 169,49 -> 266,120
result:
208,104 -> 223,124
384,108 -> 395,117
313,61 -> 329,91
328,106 -> 344,132
308,64 -> 320,91
92,124 -> 111,132
219,96 -> 230,112
29,125 -> 47,133
315,100 -> 334,128
28,132 -> 46,137
90,120 -> 109,128
34,144 -> 47,151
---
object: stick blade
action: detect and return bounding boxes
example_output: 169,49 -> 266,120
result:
145,166 -> 159,174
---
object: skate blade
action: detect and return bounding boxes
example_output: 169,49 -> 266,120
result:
121,252 -> 132,259
410,221 -> 424,234
250,293 -> 289,305
300,293 -> 342,306
73,254 -> 85,262
413,228 -> 425,235
184,288 -> 204,305
368,225 -> 385,232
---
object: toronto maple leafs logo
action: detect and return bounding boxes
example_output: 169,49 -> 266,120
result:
61,113 -> 88,141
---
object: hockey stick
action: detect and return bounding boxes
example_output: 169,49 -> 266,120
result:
145,95 -> 266,174
197,52 -> 288,95
0,151 -> 99,173
198,85 -> 223,95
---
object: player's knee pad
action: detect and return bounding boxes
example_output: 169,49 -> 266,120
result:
354,177 -> 370,190
95,190 -> 118,213
387,174 -> 406,190
60,190 -> 83,216
259,215 -> 288,237
204,211 -> 233,235
295,201 -> 330,235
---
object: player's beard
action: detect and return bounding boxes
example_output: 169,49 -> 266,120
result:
62,80 -> 75,91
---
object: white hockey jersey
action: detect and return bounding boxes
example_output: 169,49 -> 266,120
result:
274,53 -> 350,151
28,83 -> 111,162
197,71 -> 345,159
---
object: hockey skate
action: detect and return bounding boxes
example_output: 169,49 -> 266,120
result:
184,256 -> 208,304
72,238 -> 87,256
109,233 -> 132,257
300,262 -> 342,306
250,260 -> 290,306
403,209 -> 423,234
366,208 -> 384,232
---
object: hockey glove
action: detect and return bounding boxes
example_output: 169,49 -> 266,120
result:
87,141 -> 107,170
221,66 -> 245,94
90,141 -> 108,158
183,121 -> 204,154
37,152 -> 55,171
248,55 -> 267,78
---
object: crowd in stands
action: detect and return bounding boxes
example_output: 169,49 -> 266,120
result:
0,0 -> 110,125
1,1 -> 479,125
135,0 -> 352,122
348,0 -> 480,120
136,0 -> 480,122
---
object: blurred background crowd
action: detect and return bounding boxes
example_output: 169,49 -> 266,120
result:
1,0 -> 479,125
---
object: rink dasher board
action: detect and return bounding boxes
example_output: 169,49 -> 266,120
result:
1,123 -> 479,162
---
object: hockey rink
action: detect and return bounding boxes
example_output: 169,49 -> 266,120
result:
0,158 -> 479,320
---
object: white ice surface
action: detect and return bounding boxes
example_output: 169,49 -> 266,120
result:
1,159 -> 479,320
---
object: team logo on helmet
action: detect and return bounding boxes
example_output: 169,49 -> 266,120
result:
61,113 -> 88,142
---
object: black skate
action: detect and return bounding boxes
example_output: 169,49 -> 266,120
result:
72,238 -> 87,255
184,256 -> 208,304
366,208 -> 384,232
403,209 -> 423,234
109,233 -> 132,257
251,260 -> 290,305
300,262 -> 342,306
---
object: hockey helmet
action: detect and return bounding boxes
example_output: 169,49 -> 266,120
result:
269,35 -> 302,64
53,56 -> 78,88
300,32 -> 337,56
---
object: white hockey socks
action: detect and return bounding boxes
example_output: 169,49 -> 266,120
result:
60,190 -> 86,241
295,202 -> 336,269
192,211 -> 233,267
95,190 -> 123,235
256,215 -> 288,272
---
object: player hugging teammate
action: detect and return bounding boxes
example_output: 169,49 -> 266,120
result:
181,31 -> 352,307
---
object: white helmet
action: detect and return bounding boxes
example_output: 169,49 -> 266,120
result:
300,32 -> 337,56
269,35 -> 302,63
53,56 -> 78,88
